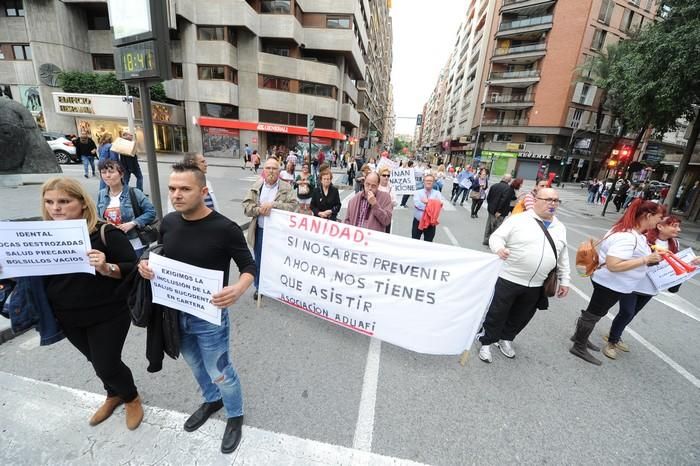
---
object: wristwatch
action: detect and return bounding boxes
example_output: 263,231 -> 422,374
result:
108,263 -> 117,275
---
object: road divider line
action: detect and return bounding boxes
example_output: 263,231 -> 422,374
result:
568,284 -> 700,389
444,226 -> 460,247
352,337 -> 382,451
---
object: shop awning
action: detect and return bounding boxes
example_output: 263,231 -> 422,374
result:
198,116 -> 347,141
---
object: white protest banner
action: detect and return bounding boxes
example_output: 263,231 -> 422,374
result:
0,220 -> 93,278
259,210 -> 502,354
390,168 -> 416,195
647,248 -> 699,291
148,253 -> 224,325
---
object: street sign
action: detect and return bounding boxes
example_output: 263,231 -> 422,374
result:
416,114 -> 423,126
369,130 -> 377,137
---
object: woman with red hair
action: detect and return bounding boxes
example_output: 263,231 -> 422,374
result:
570,199 -> 664,365
602,216 -> 699,359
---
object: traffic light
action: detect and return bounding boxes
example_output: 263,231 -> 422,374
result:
306,114 -> 315,134
619,146 -> 632,162
607,159 -> 618,169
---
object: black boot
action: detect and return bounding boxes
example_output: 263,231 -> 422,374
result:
569,311 -> 603,365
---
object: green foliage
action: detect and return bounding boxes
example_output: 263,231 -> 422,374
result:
393,137 -> 410,154
57,71 -> 167,103
604,0 -> 700,133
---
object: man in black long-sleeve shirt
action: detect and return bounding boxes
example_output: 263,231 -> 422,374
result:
483,173 -> 514,245
138,162 -> 255,454
72,130 -> 97,178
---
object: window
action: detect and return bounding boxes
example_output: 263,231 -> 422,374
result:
620,9 -> 634,32
261,0 -> 291,14
526,134 -> 546,144
200,102 -> 239,119
87,13 -> 110,30
197,26 -> 236,45
570,108 -> 584,128
579,83 -> 591,104
327,15 -> 351,29
299,81 -> 333,98
262,75 -> 290,91
597,0 -> 614,24
262,44 -> 290,57
198,65 -> 237,83
92,54 -> 114,70
590,29 -> 607,51
12,44 -> 30,60
4,0 -> 24,16
171,62 -> 183,78
644,0 -> 654,11
493,133 -> 512,142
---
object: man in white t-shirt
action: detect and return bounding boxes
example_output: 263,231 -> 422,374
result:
478,188 -> 571,363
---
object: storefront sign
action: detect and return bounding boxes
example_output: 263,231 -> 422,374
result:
518,151 -> 551,159
482,150 -> 518,158
259,210 -> 502,354
198,116 -> 347,141
55,95 -> 93,114
53,92 -> 185,125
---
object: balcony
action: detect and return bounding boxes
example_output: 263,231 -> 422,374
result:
492,42 -> 546,64
488,69 -> 540,87
484,94 -> 535,109
341,103 -> 360,128
496,15 -> 553,38
258,52 -> 338,87
501,0 -> 557,14
482,118 -> 529,127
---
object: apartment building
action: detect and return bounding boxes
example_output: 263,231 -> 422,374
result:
420,0 -> 661,179
0,0 -> 393,157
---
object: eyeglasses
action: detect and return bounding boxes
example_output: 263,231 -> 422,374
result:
536,197 -> 562,205
381,174 -> 390,177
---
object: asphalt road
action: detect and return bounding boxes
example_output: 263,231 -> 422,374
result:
1,163 -> 699,465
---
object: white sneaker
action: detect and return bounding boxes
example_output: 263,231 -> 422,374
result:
496,340 -> 515,358
479,344 -> 493,363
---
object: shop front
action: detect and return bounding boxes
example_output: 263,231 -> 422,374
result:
197,117 -> 346,159
52,93 -> 187,154
515,152 -> 553,180
480,150 -> 518,177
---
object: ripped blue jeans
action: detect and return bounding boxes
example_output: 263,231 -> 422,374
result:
179,310 -> 243,418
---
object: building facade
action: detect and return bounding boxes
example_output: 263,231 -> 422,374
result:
0,0 -> 393,158
419,0 -> 661,179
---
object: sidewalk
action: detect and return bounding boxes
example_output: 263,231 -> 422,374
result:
0,370 -> 423,466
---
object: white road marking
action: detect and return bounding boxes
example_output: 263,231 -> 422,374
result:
443,226 -> 460,247
352,337 -> 382,451
567,284 -> 700,389
655,292 -> 700,323
0,371 -> 426,465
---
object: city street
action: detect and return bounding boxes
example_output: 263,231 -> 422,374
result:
1,165 -> 699,465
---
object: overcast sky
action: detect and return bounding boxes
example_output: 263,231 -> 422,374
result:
390,0 -> 466,138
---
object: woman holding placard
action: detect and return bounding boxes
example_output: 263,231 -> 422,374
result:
602,216 -> 700,359
569,199 -> 664,366
41,177 -> 143,430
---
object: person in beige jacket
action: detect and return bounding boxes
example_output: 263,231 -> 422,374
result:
242,157 -> 297,299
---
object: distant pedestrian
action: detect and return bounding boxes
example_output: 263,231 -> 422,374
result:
411,174 -> 444,242
310,168 -> 341,221
73,130 -> 97,178
118,131 -> 143,191
470,169 -> 489,218
482,174 -> 514,246
251,150 -> 261,174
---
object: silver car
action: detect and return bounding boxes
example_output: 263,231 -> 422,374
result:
43,132 -> 79,164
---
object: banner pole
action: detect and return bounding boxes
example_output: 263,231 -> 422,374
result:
256,293 -> 262,309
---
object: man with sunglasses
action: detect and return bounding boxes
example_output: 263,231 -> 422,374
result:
477,188 -> 571,363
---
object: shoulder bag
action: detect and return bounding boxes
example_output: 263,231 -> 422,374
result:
535,219 -> 558,298
129,188 -> 160,245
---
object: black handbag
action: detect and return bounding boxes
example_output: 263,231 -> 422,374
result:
129,188 -> 160,245
535,219 -> 559,298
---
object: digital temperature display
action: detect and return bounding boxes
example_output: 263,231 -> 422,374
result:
115,40 -> 159,81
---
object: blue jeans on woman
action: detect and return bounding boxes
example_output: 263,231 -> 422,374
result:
179,310 -> 243,418
82,155 -> 96,177
608,293 -> 653,343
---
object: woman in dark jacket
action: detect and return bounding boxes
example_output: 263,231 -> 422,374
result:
41,177 -> 143,430
310,168 -> 341,221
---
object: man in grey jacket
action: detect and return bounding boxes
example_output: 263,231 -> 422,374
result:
478,188 -> 571,363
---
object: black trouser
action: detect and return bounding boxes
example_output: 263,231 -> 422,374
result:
479,277 -> 542,345
411,218 -> 436,242
585,280 -> 624,318
451,183 -> 460,200
471,198 -> 484,216
483,212 -> 504,244
60,311 -> 138,402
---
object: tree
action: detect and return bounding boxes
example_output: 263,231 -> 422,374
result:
393,136 -> 410,154
57,71 -> 167,103
602,0 -> 700,209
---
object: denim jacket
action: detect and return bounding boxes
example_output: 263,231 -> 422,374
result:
5,277 -> 64,346
96,187 -> 156,241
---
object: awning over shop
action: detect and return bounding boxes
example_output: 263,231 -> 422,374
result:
198,116 -> 347,141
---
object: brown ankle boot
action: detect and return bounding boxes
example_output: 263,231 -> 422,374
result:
125,396 -> 144,430
90,396 -> 123,426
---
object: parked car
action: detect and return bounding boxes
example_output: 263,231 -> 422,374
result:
42,132 -> 78,164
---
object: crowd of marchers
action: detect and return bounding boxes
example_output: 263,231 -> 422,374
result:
2,150 -> 695,457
